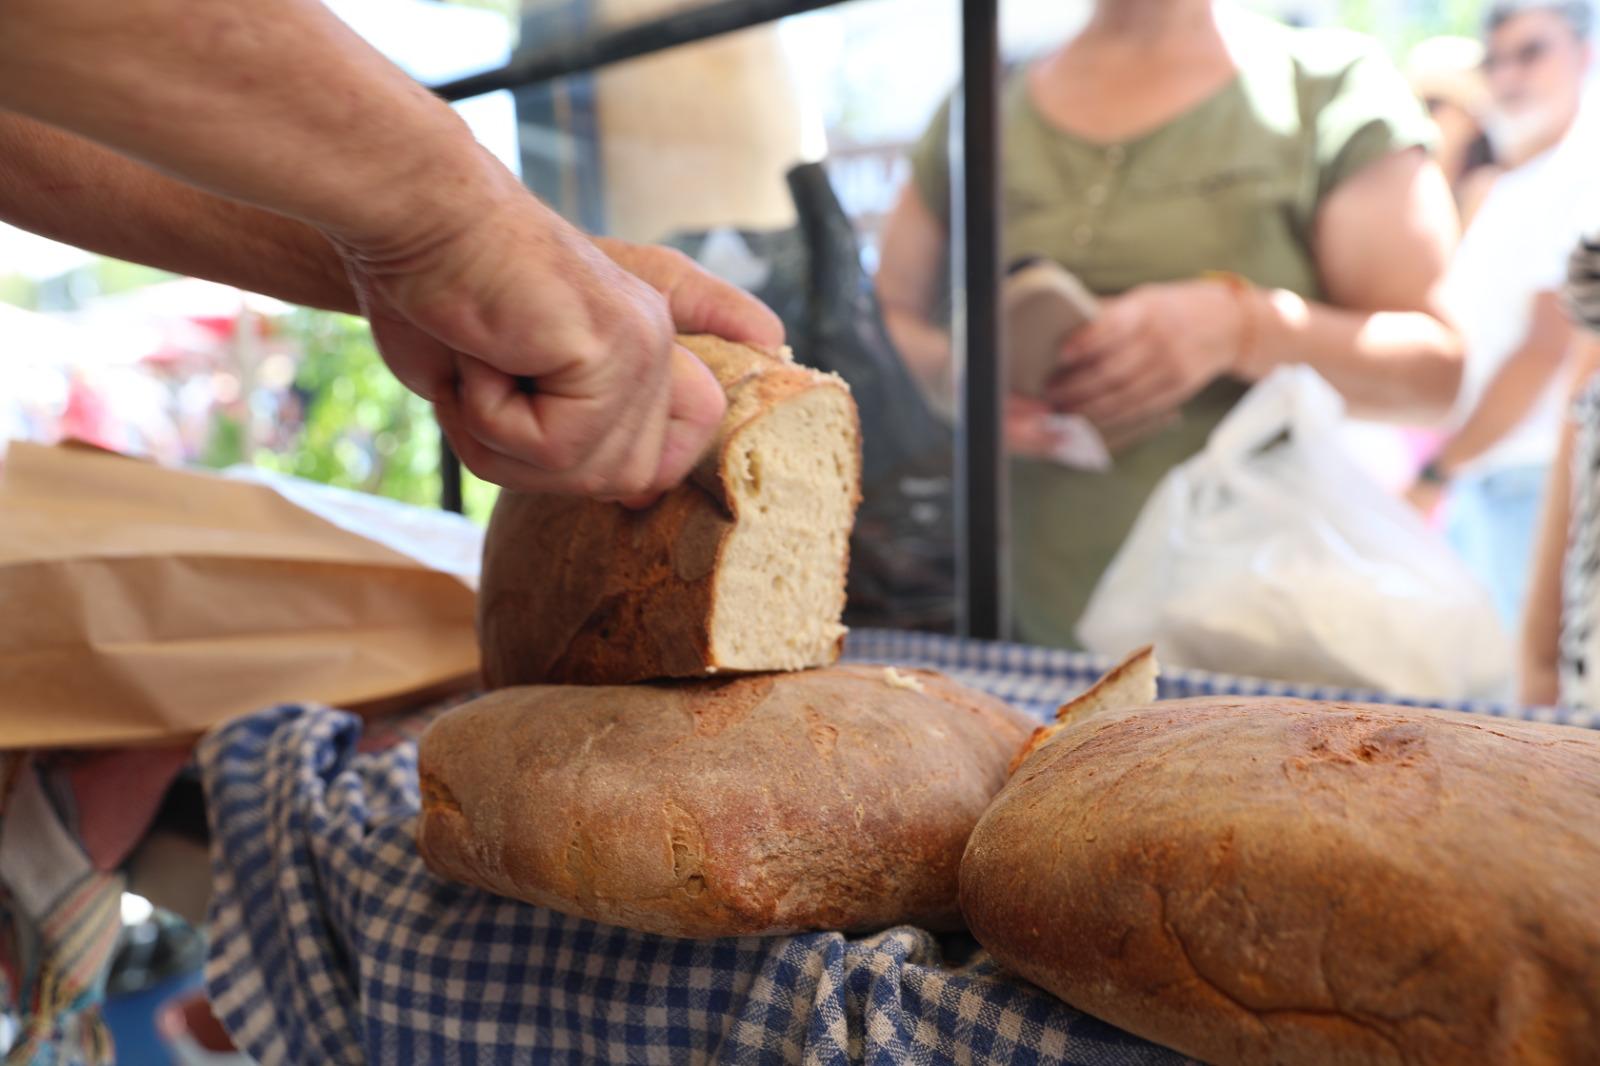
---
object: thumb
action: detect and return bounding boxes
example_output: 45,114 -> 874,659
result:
1005,393 -> 1064,459
1061,293 -> 1140,360
657,345 -> 726,482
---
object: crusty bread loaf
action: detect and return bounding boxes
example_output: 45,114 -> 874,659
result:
1009,645 -> 1156,773
479,333 -> 861,687
962,698 -> 1600,1065
417,665 -> 1033,937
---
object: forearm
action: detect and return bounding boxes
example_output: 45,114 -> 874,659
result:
1244,289 -> 1462,421
1431,294 -> 1573,473
882,305 -> 955,416
1521,333 -> 1600,704
1433,346 -> 1566,473
1521,420 -> 1570,705
0,0 -> 500,252
0,112 -> 356,311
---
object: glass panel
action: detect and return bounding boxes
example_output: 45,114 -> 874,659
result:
0,0 -> 524,517
0,0 -> 1518,670
505,0 -> 964,630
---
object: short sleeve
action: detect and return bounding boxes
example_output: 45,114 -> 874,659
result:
1312,42 -> 1438,198
908,94 -> 954,227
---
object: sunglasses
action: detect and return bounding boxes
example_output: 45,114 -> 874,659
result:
1483,37 -> 1558,73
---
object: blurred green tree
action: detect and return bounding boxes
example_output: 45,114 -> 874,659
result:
249,309 -> 500,523
1338,0 -> 1487,54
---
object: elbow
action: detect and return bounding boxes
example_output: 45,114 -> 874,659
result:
1400,318 -> 1465,422
1416,346 -> 1464,420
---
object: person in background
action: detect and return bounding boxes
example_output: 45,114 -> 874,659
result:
875,0 -> 1463,649
1406,0 -> 1597,634
0,0 -> 784,504
1404,35 -> 1500,224
1521,235 -> 1600,706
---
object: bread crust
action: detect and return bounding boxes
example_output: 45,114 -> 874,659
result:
1009,645 -> 1157,774
417,665 -> 1034,937
962,697 -> 1600,1065
478,334 -> 860,687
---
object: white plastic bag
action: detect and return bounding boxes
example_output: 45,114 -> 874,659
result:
222,464 -> 485,589
1076,368 -> 1512,701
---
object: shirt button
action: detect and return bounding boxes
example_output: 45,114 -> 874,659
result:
1073,224 -> 1094,246
1106,144 -> 1126,166
1086,184 -> 1108,206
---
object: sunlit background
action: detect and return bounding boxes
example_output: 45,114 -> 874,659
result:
0,0 -> 1500,522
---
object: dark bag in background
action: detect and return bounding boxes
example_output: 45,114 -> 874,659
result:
668,162 -> 956,632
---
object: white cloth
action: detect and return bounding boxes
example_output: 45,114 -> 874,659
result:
1442,118 -> 1600,477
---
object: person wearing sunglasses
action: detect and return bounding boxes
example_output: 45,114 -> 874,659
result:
1404,35 -> 1500,225
1407,0 -> 1598,634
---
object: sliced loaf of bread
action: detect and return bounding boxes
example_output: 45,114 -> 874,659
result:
479,333 -> 860,686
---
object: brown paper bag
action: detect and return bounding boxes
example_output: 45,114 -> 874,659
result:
0,442 -> 479,749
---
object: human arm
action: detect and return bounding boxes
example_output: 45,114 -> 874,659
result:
875,183 -> 957,411
1048,149 -> 1464,433
0,111 -> 357,312
0,113 -> 778,346
1416,292 -> 1574,486
1520,333 -> 1600,704
0,0 -> 784,499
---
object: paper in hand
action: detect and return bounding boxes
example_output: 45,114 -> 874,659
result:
1042,413 -> 1113,472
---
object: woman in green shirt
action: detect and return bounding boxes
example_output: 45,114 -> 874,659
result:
876,0 -> 1465,648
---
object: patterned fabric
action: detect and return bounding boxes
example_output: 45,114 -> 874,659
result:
1566,232 -> 1600,328
1559,236 -> 1600,710
200,630 -> 1594,1066
1561,374 -> 1600,710
0,760 -> 122,1066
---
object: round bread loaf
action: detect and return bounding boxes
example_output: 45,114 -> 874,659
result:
417,665 -> 1033,937
961,698 -> 1600,1066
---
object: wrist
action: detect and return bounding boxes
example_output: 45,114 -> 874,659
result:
1239,286 -> 1304,380
1202,271 -> 1260,376
318,112 -> 517,261
1418,457 -> 1454,485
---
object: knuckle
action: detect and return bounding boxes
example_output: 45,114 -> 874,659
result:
528,432 -> 588,475
570,467 -> 613,498
655,246 -> 695,274
454,444 -> 497,485
618,470 -> 657,499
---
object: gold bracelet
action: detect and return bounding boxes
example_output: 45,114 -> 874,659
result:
1202,270 -> 1259,373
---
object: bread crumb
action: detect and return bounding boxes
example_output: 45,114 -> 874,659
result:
883,667 -> 925,693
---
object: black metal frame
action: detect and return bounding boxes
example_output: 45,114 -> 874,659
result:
954,0 -> 1003,639
428,0 -> 1005,639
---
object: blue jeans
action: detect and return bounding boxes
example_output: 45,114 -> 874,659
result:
1444,464 -> 1549,632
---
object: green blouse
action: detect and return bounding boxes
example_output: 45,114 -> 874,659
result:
908,14 -> 1435,648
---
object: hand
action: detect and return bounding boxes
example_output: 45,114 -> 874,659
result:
1005,394 -> 1173,465
1404,477 -> 1447,519
1005,394 -> 1068,460
335,165 -> 782,502
591,237 -> 784,349
1044,280 -> 1246,439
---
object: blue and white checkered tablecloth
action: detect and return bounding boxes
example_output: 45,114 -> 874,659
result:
198,630 -> 1596,1066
